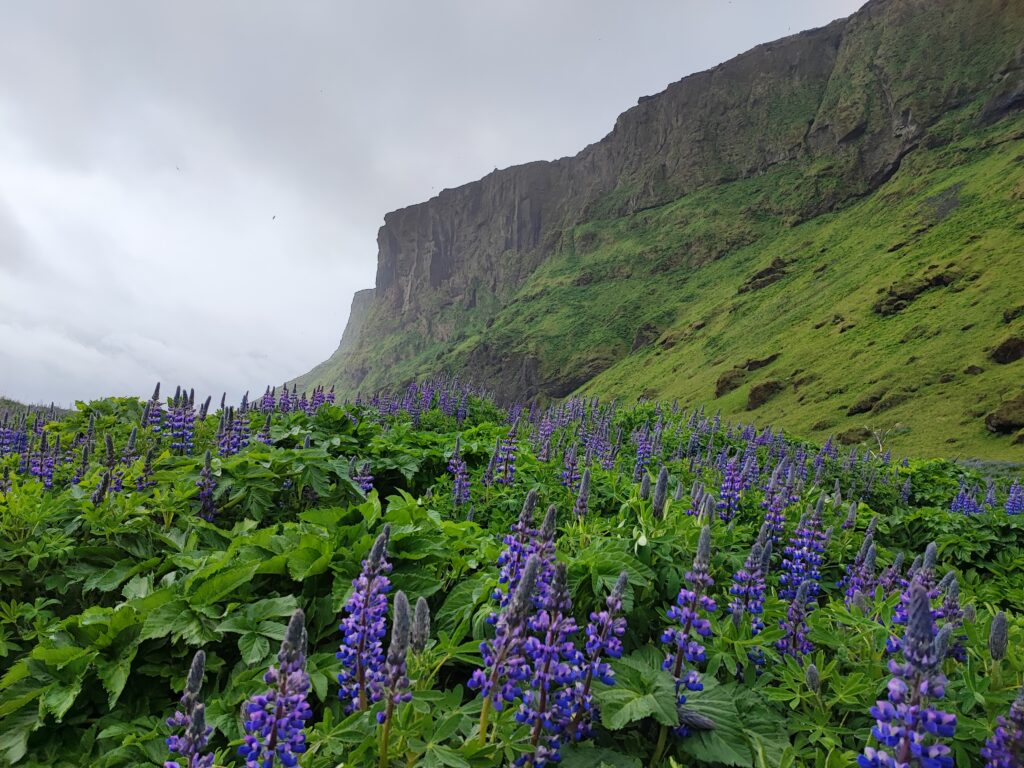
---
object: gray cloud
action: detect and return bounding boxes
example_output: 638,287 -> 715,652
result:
0,0 -> 863,405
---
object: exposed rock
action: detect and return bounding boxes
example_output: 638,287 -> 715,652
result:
837,426 -> 872,445
744,354 -> 780,371
938,372 -> 955,383
631,322 -> 661,351
873,270 -> 958,316
811,419 -> 835,431
747,380 -> 784,410
990,337 -> 1024,364
872,391 -> 910,413
848,391 -> 884,416
964,365 -> 984,375
1005,305 -> 1024,323
985,394 -> 1024,434
715,369 -> 746,398
738,258 -> 788,294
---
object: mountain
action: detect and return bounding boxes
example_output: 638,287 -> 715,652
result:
294,0 -> 1024,459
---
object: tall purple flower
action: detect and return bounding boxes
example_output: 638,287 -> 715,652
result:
496,423 -> 519,487
337,526 -> 392,713
981,686 -> 1024,768
779,511 -> 826,601
471,554 -> 542,742
729,540 -> 771,637
165,650 -> 214,768
516,562 -> 582,766
379,591 -> 412,724
196,451 -> 217,521
449,437 -> 470,506
573,469 -> 591,519
569,571 -> 628,741
858,583 -> 956,768
776,580 -> 814,661
661,526 -> 716,736
1007,481 -> 1024,515
240,610 -> 313,768
717,458 -> 742,523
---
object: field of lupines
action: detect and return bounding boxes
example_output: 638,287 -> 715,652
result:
1,378 -> 1023,768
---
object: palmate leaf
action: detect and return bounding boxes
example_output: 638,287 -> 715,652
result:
680,682 -> 790,768
594,646 -> 678,730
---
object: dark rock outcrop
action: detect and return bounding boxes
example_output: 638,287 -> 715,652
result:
990,337 -> 1024,364
985,394 -> 1024,434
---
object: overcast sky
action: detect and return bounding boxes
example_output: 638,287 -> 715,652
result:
0,0 -> 863,406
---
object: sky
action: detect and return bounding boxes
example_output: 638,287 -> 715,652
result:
0,0 -> 864,406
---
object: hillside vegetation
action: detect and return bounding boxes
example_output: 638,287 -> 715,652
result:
1,379 -> 1023,767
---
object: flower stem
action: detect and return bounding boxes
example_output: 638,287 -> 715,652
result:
650,724 -> 669,768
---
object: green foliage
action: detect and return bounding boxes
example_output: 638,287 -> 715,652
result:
0,393 -> 1022,768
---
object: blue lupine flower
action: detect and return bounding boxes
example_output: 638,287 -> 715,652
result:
470,554 -> 542,715
777,580 -> 814,661
516,563 -> 582,766
981,686 -> 1024,768
717,458 -> 743,522
165,650 -> 214,768
378,591 -> 412,724
858,583 -> 956,768
661,526 -> 716,736
448,437 -> 470,506
240,610 -> 312,768
570,571 -> 628,741
337,526 -> 392,713
573,469 -> 591,519
779,510 -> 826,601
1007,481 -> 1024,515
196,451 -> 217,521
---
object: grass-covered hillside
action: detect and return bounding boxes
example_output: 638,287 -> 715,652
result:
1,378 -> 1023,768
330,112 -> 1024,461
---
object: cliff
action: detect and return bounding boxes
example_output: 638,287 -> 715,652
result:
294,0 -> 1024,458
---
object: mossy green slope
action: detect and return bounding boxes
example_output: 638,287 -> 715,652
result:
364,113 -> 1024,460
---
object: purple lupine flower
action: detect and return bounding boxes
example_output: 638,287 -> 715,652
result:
858,583 -> 956,768
661,526 -> 716,736
448,437 -> 470,506
717,458 -> 742,523
136,447 -> 157,491
240,610 -> 313,768
561,442 -> 580,490
843,541 -> 878,608
471,554 -> 542,735
516,562 -> 582,766
573,469 -> 591,519
779,510 -> 826,601
632,426 -> 653,482
950,482 -> 983,515
776,580 -> 814,661
337,526 -> 392,713
378,591 -> 412,724
984,480 -> 997,509
496,423 -> 519,487
257,413 -> 273,445
145,382 -> 164,434
878,552 -> 906,598
652,465 -> 669,520
482,436 -> 501,487
196,451 -> 217,521
729,540 -> 771,636
981,686 -> 1024,768
493,491 -> 540,612
351,460 -> 374,494
570,571 -> 628,742
0,466 -> 10,496
1007,481 -> 1024,515
166,650 -> 214,768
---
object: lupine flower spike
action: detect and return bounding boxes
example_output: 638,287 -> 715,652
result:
378,591 -> 412,767
981,685 -> 1024,768
240,610 -> 313,768
570,571 -> 628,741
337,526 -> 392,713
858,582 -> 956,768
166,650 -> 214,768
471,554 -> 542,744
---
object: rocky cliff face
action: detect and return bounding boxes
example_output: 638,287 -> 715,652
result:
294,0 -> 1024,401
